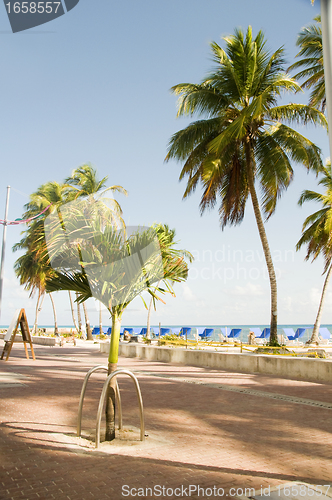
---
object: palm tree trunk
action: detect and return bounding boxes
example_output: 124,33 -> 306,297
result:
76,292 -> 82,335
106,310 -> 122,441
33,289 -> 45,334
68,291 -> 79,334
146,296 -> 153,339
246,144 -> 278,344
82,301 -> 93,340
99,301 -> 103,335
49,292 -> 58,335
32,289 -> 41,334
308,262 -> 332,344
146,282 -> 161,338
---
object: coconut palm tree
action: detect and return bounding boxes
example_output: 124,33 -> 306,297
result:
44,202 -> 191,440
288,16 -> 325,112
13,182 -> 69,334
65,164 -> 127,225
296,163 -> 332,344
165,26 -> 326,345
14,245 -> 47,333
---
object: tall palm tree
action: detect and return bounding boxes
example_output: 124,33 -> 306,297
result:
14,182 -> 68,334
13,245 -> 47,333
45,203 -> 191,441
165,26 -> 326,345
288,16 -> 325,112
65,163 -> 127,225
296,163 -> 332,344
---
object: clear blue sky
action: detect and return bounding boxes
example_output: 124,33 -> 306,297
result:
0,0 -> 328,328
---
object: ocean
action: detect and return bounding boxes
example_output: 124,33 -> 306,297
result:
8,323 -> 328,342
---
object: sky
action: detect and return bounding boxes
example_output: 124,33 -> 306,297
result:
0,0 -> 329,329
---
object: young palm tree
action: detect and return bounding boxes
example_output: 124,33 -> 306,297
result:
288,16 -> 325,111
44,203 -> 191,441
296,163 -> 332,344
166,26 -> 326,344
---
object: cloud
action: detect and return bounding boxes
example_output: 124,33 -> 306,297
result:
181,283 -> 196,301
227,283 -> 265,296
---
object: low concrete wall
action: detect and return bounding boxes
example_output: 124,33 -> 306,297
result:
0,333 -> 56,346
100,342 -> 332,383
32,336 -> 56,346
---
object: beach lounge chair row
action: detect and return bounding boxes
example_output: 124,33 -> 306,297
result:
250,327 -> 331,343
283,327 -> 331,342
197,328 -> 243,340
92,325 -> 331,343
92,326 -> 148,336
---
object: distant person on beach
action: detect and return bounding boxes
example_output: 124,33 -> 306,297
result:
248,331 -> 256,345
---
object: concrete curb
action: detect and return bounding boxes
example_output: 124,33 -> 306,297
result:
100,342 -> 332,383
0,333 -> 56,346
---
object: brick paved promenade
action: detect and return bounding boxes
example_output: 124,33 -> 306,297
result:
0,341 -> 331,500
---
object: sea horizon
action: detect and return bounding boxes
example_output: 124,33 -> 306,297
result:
0,323 -> 324,329
1,323 -> 330,343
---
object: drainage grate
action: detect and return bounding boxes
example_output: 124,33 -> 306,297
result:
138,371 -> 332,410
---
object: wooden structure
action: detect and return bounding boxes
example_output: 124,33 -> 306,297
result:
1,309 -> 35,361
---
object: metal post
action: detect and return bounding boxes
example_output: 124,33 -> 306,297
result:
77,365 -> 123,437
0,186 -> 10,321
321,0 -> 332,155
95,368 -> 145,448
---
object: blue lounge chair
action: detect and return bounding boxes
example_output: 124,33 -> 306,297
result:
216,327 -> 227,340
319,327 -> 331,340
283,328 -> 296,340
199,328 -> 214,340
121,327 -> 134,336
250,328 -> 262,338
171,327 -> 181,336
159,327 -> 171,337
196,327 -> 205,337
295,327 -> 310,341
286,327 -> 310,342
180,327 -> 192,337
228,328 -> 242,339
259,328 -> 270,339
92,326 -> 108,335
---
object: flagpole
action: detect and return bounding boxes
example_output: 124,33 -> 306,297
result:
0,186 -> 11,321
321,0 -> 332,156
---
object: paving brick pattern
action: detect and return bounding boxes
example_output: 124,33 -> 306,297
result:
0,341 -> 331,500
